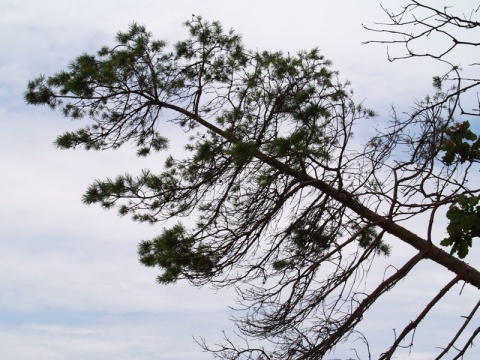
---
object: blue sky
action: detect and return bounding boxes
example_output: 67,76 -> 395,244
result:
1,1 -> 480,359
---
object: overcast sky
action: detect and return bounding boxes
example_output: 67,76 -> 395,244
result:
1,1 -> 479,359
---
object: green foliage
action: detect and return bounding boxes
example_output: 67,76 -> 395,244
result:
440,121 -> 480,165
138,223 -> 215,283
356,226 -> 391,256
438,122 -> 480,258
25,22 -> 173,152
268,214 -> 339,271
255,169 -> 280,188
272,259 -> 291,270
441,195 -> 480,258
432,75 -> 443,90
25,16 -> 392,286
290,226 -> 331,252
265,127 -> 330,162
83,174 -> 132,209
227,141 -> 257,166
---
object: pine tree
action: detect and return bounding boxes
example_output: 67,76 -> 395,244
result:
26,11 -> 480,358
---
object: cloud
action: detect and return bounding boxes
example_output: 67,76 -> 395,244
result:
0,315 -> 229,360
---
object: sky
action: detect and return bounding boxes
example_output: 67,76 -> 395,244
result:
1,1 -> 479,359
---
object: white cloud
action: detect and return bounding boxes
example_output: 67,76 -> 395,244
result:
0,317 -> 229,360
